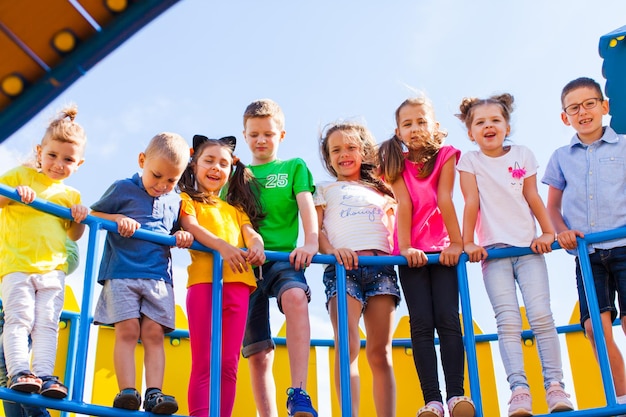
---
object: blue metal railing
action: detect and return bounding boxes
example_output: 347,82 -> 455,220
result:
1,182 -> 626,416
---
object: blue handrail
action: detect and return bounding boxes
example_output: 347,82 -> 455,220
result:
2,182 -> 626,416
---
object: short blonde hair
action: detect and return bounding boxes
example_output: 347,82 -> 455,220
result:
243,99 -> 285,130
42,104 -> 87,152
144,132 -> 189,166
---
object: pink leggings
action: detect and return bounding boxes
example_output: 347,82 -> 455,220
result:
187,282 -> 251,417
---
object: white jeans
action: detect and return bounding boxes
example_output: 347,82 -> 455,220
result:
482,252 -> 564,391
1,271 -> 65,378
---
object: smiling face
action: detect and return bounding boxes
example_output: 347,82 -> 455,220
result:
193,144 -> 232,194
395,103 -> 439,151
561,86 -> 608,144
468,103 -> 511,157
37,139 -> 84,181
138,153 -> 187,197
243,116 -> 285,165
327,129 -> 362,181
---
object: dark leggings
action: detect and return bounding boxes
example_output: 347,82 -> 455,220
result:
399,263 -> 465,404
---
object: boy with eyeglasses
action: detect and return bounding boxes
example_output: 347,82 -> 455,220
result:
542,76 -> 626,408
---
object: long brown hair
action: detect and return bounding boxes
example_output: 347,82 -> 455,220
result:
178,135 -> 265,229
379,96 -> 447,183
319,121 -> 393,198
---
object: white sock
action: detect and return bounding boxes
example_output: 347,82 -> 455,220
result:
617,394 -> 626,404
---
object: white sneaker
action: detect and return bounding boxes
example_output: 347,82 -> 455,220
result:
508,387 -> 533,417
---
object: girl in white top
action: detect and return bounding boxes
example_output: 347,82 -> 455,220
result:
314,121 -> 400,417
457,93 -> 574,417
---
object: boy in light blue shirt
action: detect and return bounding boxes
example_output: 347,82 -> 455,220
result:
542,76 -> 626,406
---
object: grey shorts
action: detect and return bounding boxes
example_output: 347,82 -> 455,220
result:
93,278 -> 176,333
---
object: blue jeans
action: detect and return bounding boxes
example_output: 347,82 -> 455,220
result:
241,261 -> 311,358
482,251 -> 564,391
323,263 -> 401,310
575,246 -> 626,326
0,306 -> 50,417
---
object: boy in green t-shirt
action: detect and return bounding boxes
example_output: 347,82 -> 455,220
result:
241,99 -> 319,417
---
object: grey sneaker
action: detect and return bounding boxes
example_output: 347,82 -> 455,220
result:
545,382 -> 574,413
508,387 -> 533,417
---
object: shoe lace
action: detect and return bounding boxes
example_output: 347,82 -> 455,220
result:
547,387 -> 570,400
509,390 -> 531,405
288,388 -> 312,407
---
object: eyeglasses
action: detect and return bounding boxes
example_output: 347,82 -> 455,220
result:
563,97 -> 603,116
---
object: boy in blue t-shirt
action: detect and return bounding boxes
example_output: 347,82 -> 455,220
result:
91,132 -> 193,415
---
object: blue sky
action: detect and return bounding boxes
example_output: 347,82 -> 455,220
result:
1,0 -> 625,414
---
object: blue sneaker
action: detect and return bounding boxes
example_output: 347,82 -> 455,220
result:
286,387 -> 318,417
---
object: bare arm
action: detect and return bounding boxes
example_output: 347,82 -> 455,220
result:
522,175 -> 555,253
179,213 -> 251,273
546,185 -> 583,250
459,171 -> 487,262
290,191 -> 319,271
437,157 -> 463,266
390,176 -> 427,267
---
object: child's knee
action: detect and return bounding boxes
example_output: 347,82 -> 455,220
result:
280,287 -> 309,309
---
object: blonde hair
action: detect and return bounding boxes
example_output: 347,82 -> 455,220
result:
41,104 -> 87,149
144,132 -> 189,166
26,104 -> 86,169
243,99 -> 285,130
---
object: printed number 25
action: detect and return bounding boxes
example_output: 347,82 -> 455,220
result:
266,173 -> 288,188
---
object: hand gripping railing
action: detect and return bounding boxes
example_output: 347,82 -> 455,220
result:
2,182 -> 626,416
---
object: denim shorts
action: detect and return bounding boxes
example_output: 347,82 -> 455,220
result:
575,246 -> 626,327
323,263 -> 400,312
241,261 -> 311,358
93,278 -> 176,333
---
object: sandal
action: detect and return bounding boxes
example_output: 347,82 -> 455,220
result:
448,396 -> 476,417
417,401 -> 444,417
40,375 -> 68,399
9,370 -> 42,393
113,388 -> 141,410
144,389 -> 179,415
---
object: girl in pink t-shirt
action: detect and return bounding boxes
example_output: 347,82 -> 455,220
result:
379,96 -> 474,417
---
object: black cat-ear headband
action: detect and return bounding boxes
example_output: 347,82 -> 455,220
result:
191,134 -> 236,155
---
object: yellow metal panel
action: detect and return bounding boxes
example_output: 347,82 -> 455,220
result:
91,327 -> 143,407
75,0 -> 116,28
328,327 -> 372,416
0,30 -> 45,87
565,301 -> 606,409
393,316 -> 422,416
518,306 -> 548,414
0,0 -> 96,68
233,321 -> 319,416
163,305 -> 191,416
275,322 -> 318,417
232,352 -> 258,416
394,315 -> 500,416
460,315 -> 500,417
49,286 -> 80,417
